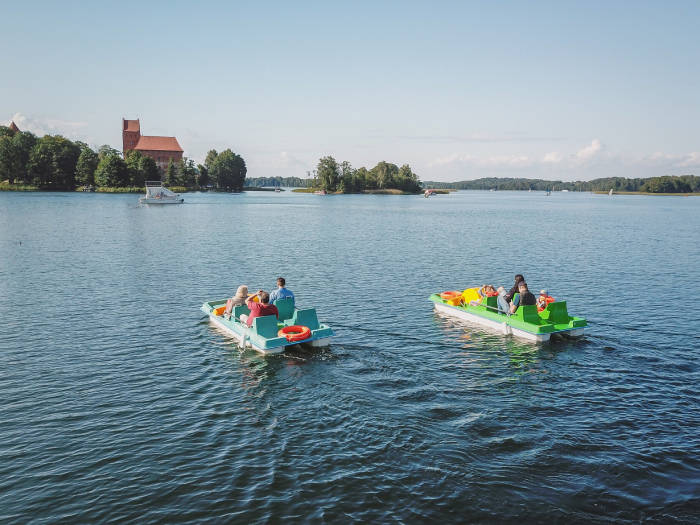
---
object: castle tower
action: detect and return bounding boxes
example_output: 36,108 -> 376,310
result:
122,118 -> 141,153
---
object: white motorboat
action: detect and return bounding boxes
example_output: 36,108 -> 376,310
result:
139,181 -> 184,204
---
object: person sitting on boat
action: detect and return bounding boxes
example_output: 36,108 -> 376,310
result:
224,285 -> 248,319
537,289 -> 555,312
505,274 -> 525,303
269,277 -> 295,307
478,284 -> 498,298
240,290 -> 279,327
496,286 -> 510,315
510,281 -> 537,314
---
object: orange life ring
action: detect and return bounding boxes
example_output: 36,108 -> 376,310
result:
440,291 -> 461,300
278,325 -> 312,342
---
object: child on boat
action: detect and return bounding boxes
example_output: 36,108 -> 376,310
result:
537,289 -> 555,312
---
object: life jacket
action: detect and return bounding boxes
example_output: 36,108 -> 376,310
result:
537,295 -> 555,312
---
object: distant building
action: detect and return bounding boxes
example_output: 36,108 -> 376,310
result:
8,121 -> 20,132
122,118 -> 183,171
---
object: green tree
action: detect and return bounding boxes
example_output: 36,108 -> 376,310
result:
0,136 -> 14,182
355,166 -> 372,189
94,154 -> 129,187
178,158 -> 197,187
98,144 -> 121,160
370,161 -> 398,189
124,150 -> 143,186
210,149 -> 246,190
196,164 -> 209,187
164,159 -> 179,186
0,125 -> 15,139
395,164 -> 421,192
140,155 -> 160,183
205,149 -> 218,171
12,132 -> 38,183
75,147 -> 98,186
27,135 -> 80,189
338,160 -> 356,193
317,156 -> 340,192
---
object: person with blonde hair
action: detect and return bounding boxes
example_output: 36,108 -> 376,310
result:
224,285 -> 248,319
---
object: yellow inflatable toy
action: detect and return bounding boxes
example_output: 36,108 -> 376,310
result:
461,287 -> 481,304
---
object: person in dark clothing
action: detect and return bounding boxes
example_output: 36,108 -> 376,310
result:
505,274 -> 525,303
510,281 -> 537,314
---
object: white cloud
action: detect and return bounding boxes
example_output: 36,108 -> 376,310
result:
542,151 -> 563,164
676,152 -> 700,168
8,112 -> 88,139
430,139 -> 607,171
575,139 -> 603,161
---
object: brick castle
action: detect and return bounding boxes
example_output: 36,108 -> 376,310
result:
122,119 -> 183,170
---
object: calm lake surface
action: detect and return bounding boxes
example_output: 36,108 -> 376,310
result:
1,190 -> 698,523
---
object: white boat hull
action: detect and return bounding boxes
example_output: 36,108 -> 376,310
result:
207,313 -> 331,354
139,197 -> 184,204
434,302 -> 557,343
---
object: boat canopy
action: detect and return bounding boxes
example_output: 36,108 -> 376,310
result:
144,181 -> 178,199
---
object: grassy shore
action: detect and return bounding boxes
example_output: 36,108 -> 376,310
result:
594,190 -> 700,196
0,183 -> 192,193
0,182 -> 39,191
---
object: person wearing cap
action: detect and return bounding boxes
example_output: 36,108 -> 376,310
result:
269,277 -> 295,307
510,281 -> 537,314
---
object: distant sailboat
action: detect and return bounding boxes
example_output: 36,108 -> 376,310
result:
608,188 -> 613,196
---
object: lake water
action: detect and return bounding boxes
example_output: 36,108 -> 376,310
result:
0,190 -> 698,523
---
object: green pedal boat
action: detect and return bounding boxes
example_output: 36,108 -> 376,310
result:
201,297 -> 334,354
429,288 -> 587,343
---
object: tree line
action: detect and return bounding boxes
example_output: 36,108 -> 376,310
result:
422,175 -> 700,193
0,125 -> 247,191
246,176 -> 313,188
312,156 -> 422,193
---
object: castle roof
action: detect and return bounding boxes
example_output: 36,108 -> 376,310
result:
9,121 -> 19,132
134,135 -> 183,152
123,119 -> 140,132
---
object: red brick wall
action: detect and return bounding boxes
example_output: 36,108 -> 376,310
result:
138,150 -> 183,170
122,131 -> 140,153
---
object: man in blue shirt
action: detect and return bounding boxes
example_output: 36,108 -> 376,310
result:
269,277 -> 295,306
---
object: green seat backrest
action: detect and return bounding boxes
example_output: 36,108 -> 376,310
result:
542,301 -> 570,324
483,296 -> 498,310
274,298 -> 295,321
252,315 -> 279,338
516,304 -> 541,324
233,304 -> 250,318
292,308 -> 320,330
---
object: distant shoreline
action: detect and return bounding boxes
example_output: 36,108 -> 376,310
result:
593,190 -> 700,196
3,183 -> 699,197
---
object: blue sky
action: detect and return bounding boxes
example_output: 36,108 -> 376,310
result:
3,1 -> 699,181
